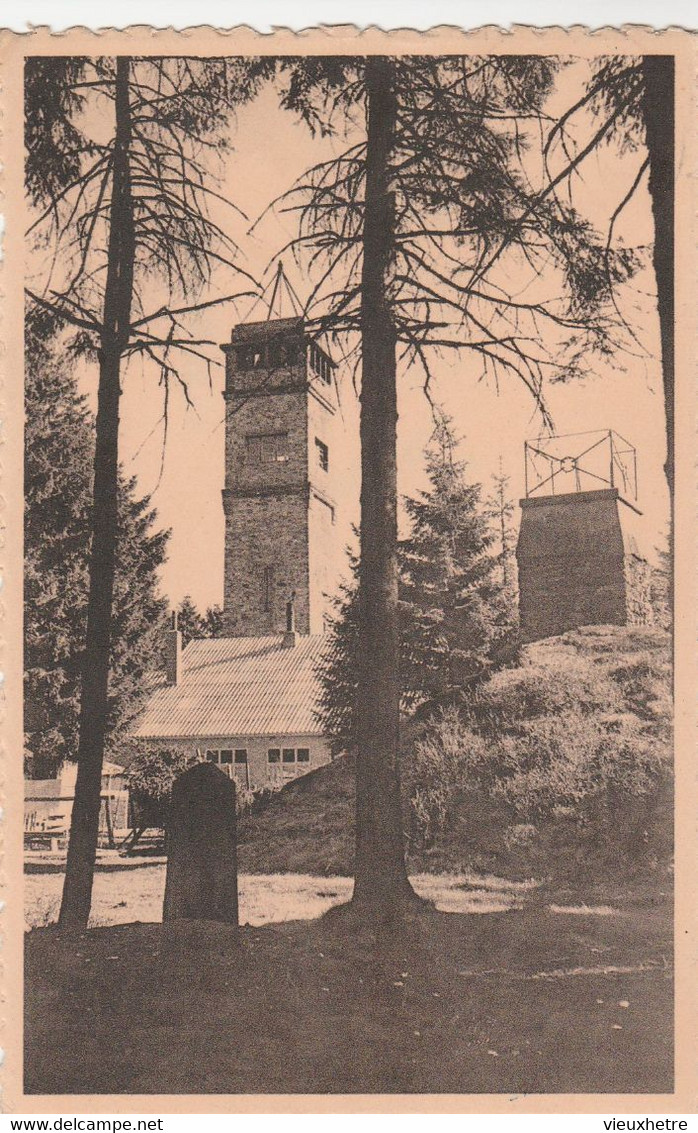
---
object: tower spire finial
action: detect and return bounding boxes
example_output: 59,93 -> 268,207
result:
265,260 -> 303,321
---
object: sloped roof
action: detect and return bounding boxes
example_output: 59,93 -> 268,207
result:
232,316 -> 304,343
134,635 -> 331,740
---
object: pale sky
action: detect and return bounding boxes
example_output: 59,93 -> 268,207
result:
58,62 -> 668,612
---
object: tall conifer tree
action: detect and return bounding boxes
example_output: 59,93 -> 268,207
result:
24,309 -> 169,780
400,420 -> 512,706
317,421 -> 511,753
25,56 -> 267,925
278,54 -> 639,921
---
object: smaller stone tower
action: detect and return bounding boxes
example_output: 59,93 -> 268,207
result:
220,315 -> 342,637
516,430 -> 652,642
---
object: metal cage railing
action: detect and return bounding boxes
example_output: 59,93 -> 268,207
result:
524,429 -> 638,502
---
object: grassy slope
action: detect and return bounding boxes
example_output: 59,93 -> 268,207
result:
238,624 -> 672,878
238,751 -> 356,875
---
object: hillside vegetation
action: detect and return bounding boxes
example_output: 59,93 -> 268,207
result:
238,624 -> 672,881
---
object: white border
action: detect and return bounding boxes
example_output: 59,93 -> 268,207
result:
2,0 -> 697,34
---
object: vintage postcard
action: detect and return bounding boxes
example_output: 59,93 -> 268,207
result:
1,23 -> 696,1114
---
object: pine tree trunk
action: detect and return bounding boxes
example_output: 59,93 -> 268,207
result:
59,57 -> 135,928
642,56 -> 674,503
352,56 -> 415,919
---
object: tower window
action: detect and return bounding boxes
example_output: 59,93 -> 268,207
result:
245,433 -> 288,464
315,438 -> 329,472
245,435 -> 261,462
268,341 -> 287,369
235,344 -> 267,369
262,565 -> 275,612
309,342 -> 332,385
236,345 -> 254,370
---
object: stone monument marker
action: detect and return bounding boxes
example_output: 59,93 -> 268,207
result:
163,761 -> 239,926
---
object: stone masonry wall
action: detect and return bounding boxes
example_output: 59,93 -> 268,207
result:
224,387 -> 309,496
516,489 -> 630,643
624,553 -> 654,625
517,554 -> 627,642
223,492 -> 310,635
222,326 -> 310,636
221,319 -> 344,638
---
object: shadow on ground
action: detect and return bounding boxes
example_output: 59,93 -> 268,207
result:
24,869 -> 539,931
25,890 -> 672,1095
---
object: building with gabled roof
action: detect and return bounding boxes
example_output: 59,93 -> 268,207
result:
133,626 -> 333,790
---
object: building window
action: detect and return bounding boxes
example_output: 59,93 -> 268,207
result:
245,435 -> 261,462
308,342 -> 332,385
245,433 -> 288,464
261,434 -> 287,463
205,748 -> 248,782
268,746 -> 311,770
315,438 -> 329,472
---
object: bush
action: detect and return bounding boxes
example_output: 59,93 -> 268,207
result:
235,782 -> 285,817
405,709 -> 488,848
128,749 -> 260,825
403,674 -> 672,874
503,823 -> 537,851
470,660 -> 623,733
491,709 -> 669,822
610,653 -> 673,726
127,746 -> 190,830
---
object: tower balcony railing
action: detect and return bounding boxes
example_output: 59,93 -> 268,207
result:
524,429 -> 638,504
307,340 -> 335,386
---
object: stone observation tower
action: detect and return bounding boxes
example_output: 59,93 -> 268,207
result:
134,270 -> 347,787
516,429 -> 652,643
220,313 -> 342,637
